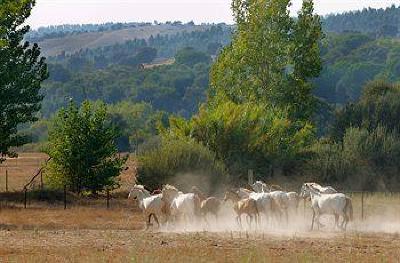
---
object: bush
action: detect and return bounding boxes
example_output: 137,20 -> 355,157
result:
309,126 -> 400,191
331,81 -> 400,141
137,135 -> 227,193
172,101 -> 315,182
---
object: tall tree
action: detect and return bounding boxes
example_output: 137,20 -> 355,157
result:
210,0 -> 322,121
46,101 -> 127,194
0,0 -> 48,160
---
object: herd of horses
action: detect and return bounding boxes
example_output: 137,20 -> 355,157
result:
128,181 -> 354,232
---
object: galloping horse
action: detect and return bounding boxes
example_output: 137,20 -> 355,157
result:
300,183 -> 353,231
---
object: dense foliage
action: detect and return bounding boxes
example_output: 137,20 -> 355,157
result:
169,102 -> 315,181
323,5 -> 400,36
154,0 -> 322,184
331,81 -> 400,141
316,33 -> 400,104
210,0 -> 322,121
13,3 -> 400,190
310,126 -> 400,191
138,135 -> 227,192
46,101 -> 126,193
309,81 -> 400,191
0,0 -> 48,160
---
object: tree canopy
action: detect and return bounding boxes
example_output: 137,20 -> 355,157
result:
210,0 -> 323,121
0,0 -> 48,160
46,101 -> 127,193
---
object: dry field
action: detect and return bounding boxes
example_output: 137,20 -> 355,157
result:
1,153 -> 400,262
0,205 -> 400,262
0,152 -> 136,192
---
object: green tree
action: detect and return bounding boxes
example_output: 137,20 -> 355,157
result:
331,81 -> 400,141
46,101 -> 127,194
169,101 -> 315,180
210,0 -> 322,121
0,0 -> 48,160
175,47 -> 211,67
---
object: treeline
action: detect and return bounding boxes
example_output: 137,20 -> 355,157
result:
323,4 -> 400,37
26,21 -> 227,42
44,30 -> 400,116
48,25 -> 231,66
42,50 -> 212,118
316,32 -> 400,104
10,0 -> 400,193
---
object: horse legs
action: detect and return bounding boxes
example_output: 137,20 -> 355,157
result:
334,213 -> 339,230
145,213 -> 152,230
311,210 -> 315,231
246,215 -> 251,229
238,215 -> 243,229
248,215 -> 253,229
340,213 -> 348,231
150,213 -> 160,229
284,209 -> 289,226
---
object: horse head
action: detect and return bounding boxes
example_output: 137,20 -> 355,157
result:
224,190 -> 239,202
161,184 -> 179,202
300,183 -> 311,199
128,185 -> 145,200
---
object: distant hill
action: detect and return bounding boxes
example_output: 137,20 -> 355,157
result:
35,23 -> 218,57
27,7 -> 400,118
323,5 -> 400,36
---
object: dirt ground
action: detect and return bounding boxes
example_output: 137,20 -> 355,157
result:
0,206 -> 399,262
1,153 -> 400,262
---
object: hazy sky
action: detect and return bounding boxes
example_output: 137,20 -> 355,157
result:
27,0 -> 398,29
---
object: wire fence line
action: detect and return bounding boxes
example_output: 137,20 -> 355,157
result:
1,162 -> 400,220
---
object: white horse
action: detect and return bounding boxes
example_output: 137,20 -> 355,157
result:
128,185 -> 164,229
248,192 -> 275,225
251,181 -> 269,193
249,182 -> 299,223
235,188 -> 277,225
305,182 -> 337,194
300,183 -> 353,231
162,185 -> 201,227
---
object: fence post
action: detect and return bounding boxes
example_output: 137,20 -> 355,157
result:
361,191 -> 364,221
40,171 -> 43,190
107,190 -> 110,209
64,185 -> 67,210
5,169 -> 8,192
248,170 -> 254,186
24,188 -> 27,209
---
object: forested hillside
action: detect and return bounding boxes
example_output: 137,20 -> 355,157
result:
41,25 -> 231,118
323,5 -> 400,36
23,6 -> 400,152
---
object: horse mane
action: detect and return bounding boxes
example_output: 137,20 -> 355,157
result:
133,184 -> 145,190
307,182 -> 322,189
191,186 -> 207,200
240,188 -> 252,193
163,184 -> 178,191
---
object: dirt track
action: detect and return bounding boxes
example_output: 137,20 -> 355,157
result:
0,206 -> 399,262
0,229 -> 399,262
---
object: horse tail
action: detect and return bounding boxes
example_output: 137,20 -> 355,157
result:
345,197 -> 353,221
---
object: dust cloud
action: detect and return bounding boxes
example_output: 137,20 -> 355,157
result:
153,173 -> 400,237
